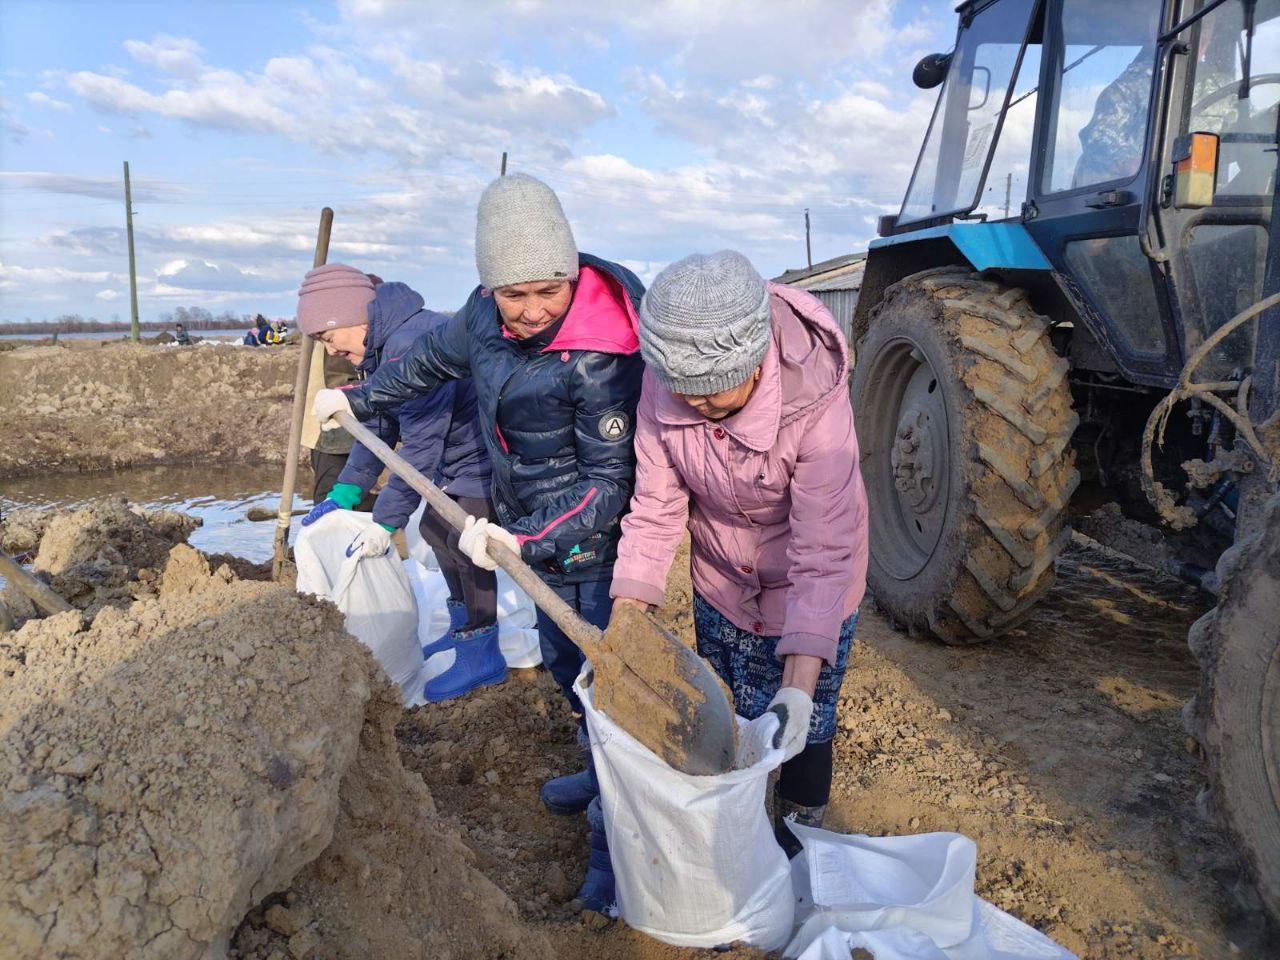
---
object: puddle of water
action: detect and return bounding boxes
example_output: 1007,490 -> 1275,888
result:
2,463 -> 310,567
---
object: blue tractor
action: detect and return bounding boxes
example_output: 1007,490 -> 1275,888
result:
850,0 -> 1280,921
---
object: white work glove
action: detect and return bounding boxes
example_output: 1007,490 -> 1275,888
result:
458,516 -> 519,571
345,522 -> 393,559
313,388 -> 352,431
766,687 -> 814,761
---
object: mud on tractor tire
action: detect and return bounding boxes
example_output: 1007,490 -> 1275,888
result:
1185,491 -> 1280,923
851,267 -> 1080,643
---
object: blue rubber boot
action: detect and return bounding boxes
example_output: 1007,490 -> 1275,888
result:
422,599 -> 468,658
540,762 -> 597,816
570,797 -> 616,916
423,623 -> 507,702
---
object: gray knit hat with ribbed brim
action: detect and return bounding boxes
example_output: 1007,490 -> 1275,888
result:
475,173 -> 579,291
639,250 -> 772,396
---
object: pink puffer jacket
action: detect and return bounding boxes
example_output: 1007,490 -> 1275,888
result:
611,282 -> 868,664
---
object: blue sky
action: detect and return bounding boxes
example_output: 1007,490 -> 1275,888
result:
0,0 -> 955,324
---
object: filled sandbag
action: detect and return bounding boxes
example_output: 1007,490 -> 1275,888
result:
295,509 -> 427,706
576,672 -> 795,950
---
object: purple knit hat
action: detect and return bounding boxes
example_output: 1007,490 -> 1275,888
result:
296,263 -> 376,335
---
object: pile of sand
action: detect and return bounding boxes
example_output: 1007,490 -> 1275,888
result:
0,506 -> 560,960
1,499 -> 200,623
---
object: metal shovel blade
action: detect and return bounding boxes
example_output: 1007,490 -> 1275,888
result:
590,602 -> 736,775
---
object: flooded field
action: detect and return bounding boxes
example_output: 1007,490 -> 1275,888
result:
2,462 -> 306,566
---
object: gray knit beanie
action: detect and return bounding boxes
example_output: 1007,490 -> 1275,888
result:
474,173 -> 579,291
639,250 -> 772,396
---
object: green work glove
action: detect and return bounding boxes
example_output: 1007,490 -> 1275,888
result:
327,483 -> 365,510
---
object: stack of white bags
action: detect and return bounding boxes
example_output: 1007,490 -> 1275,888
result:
297,507 -> 1076,960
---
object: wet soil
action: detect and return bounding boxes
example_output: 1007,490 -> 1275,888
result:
0,341 -> 295,480
395,537 -> 1273,959
3,463 -> 302,564
4,496 -> 1272,957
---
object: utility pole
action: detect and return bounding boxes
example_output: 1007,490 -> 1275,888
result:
804,208 -> 813,270
123,161 -> 140,341
500,151 -> 508,176
1003,172 -> 1013,220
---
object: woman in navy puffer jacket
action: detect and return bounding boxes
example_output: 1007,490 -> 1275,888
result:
314,174 -> 644,915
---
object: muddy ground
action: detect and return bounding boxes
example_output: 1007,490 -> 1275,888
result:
2,343 -> 1272,957
0,341 -> 294,480
389,536 -> 1273,960
1,504 -> 1271,958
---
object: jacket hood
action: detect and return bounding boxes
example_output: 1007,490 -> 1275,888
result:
360,281 -> 426,373
651,281 -> 848,451
545,263 -> 640,355
769,281 -> 848,425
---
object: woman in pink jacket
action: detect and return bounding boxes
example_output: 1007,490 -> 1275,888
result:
611,250 -> 868,856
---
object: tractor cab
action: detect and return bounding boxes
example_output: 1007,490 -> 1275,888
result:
850,0 -> 1280,926
867,0 -> 1280,391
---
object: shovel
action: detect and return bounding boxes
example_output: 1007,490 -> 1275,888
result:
331,411 -> 736,775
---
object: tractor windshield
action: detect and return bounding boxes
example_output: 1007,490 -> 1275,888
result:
899,0 -> 1038,224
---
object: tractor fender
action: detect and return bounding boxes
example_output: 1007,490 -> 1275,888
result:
854,223 -> 1052,344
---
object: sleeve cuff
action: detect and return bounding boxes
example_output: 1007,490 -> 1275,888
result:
608,577 -> 666,607
776,631 -> 837,667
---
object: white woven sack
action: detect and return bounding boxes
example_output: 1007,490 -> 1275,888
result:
575,672 -> 795,951
294,509 -> 427,706
784,824 -> 1077,960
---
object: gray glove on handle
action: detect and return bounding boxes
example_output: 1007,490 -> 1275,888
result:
766,687 -> 813,761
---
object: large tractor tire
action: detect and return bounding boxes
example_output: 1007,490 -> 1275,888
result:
1185,491 -> 1280,923
850,267 -> 1080,643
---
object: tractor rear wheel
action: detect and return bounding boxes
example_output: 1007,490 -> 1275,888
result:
1185,491 -> 1280,923
850,267 -> 1080,643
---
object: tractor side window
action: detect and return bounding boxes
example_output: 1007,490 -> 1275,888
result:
1186,224 -> 1265,368
1064,236 -> 1165,355
899,0 -> 1037,223
1043,0 -> 1163,193
1185,0 -> 1280,197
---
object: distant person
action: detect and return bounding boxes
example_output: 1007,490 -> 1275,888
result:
265,319 -> 287,345
174,322 -> 192,346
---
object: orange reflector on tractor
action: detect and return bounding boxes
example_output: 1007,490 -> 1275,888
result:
1172,132 -> 1220,208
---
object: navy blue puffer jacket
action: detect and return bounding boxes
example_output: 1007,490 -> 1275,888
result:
336,281 -> 490,531
344,255 -> 645,584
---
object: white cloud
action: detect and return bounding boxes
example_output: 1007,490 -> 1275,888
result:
26,91 -> 72,112
3,2 -> 960,323
123,35 -> 206,76
0,170 -> 182,202
95,288 -> 121,300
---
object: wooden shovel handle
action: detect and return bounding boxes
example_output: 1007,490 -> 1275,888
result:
0,551 -> 76,618
333,411 -> 603,654
273,206 -> 334,581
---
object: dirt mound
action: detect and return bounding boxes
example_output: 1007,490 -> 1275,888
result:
0,341 -> 295,480
0,545 -> 373,959
233,674 -> 557,960
1,498 -> 201,623
0,507 -> 51,557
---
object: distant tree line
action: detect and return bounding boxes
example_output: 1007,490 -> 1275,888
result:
3,307 -> 276,336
